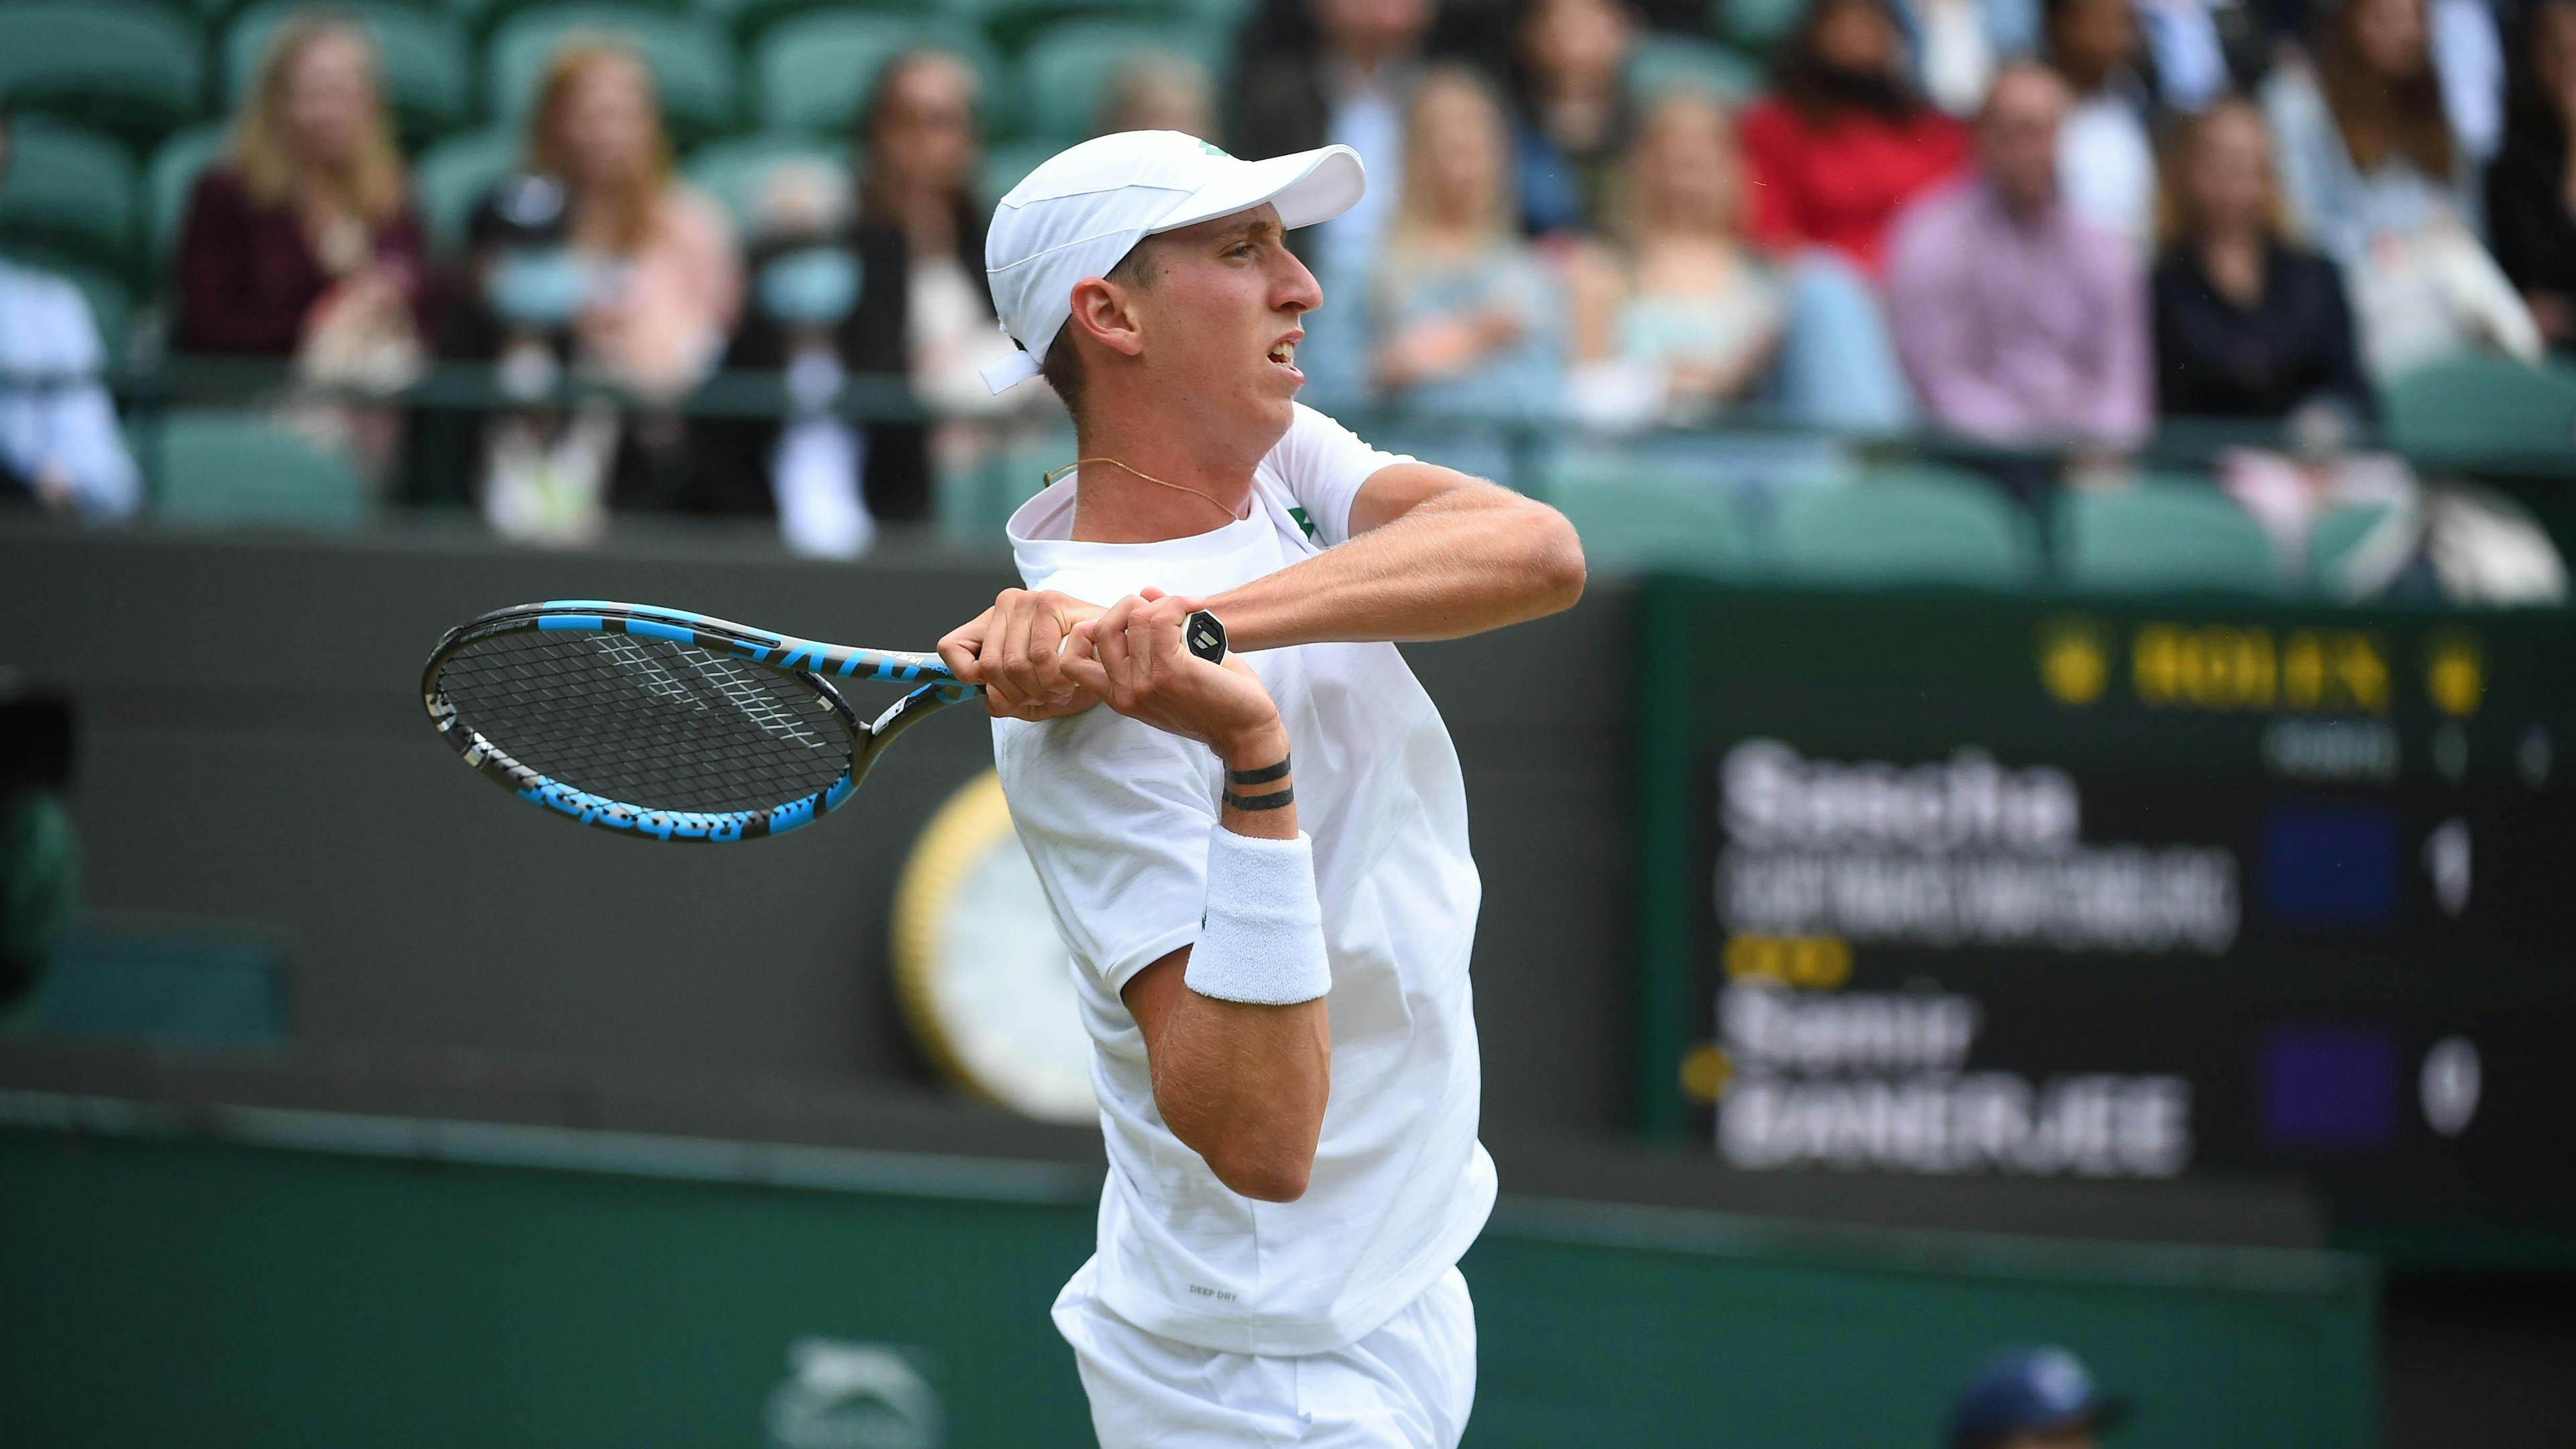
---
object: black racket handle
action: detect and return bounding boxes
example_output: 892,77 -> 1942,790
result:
1184,610 -> 1228,665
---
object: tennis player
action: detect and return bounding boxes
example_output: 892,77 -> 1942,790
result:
936,131 -> 1585,1448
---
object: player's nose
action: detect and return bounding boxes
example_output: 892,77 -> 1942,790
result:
1271,246 -> 1322,316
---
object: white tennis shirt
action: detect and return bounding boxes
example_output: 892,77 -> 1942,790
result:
993,403 -> 1496,1356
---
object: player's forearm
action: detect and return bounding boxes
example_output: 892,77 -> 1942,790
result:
1208,486 -> 1586,650
1152,991 -> 1331,1202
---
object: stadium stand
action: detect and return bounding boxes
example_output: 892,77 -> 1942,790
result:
1540,454 -> 1761,576
486,6 -> 739,141
2382,355 -> 2576,464
1774,464 -> 2042,586
750,11 -> 1003,136
0,3 -> 205,148
152,410 -> 370,530
2053,477 -> 2289,594
221,0 -> 476,142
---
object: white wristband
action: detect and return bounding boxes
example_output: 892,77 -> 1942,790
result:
1185,826 -> 1331,1006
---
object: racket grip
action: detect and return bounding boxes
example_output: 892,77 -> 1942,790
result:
1183,610 -> 1228,665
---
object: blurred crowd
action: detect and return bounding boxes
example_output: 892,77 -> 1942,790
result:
1,0 -> 2572,564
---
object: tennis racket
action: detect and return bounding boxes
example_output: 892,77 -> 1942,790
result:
422,599 -> 1227,843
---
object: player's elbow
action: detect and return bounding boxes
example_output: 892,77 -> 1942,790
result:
1208,1144 -> 1314,1203
1519,501 -> 1588,614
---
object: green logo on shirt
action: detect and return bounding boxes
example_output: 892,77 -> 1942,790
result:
1195,139 -> 1233,159
1288,506 -> 1316,541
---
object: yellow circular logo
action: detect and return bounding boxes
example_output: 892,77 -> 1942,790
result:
2039,616 -> 2109,706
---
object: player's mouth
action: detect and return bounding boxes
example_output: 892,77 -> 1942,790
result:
1265,331 -> 1303,382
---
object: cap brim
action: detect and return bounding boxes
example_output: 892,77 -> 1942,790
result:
1147,144 -> 1366,237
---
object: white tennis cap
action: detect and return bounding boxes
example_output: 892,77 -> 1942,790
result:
979,131 -> 1366,394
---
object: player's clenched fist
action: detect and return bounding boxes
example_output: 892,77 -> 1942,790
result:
1063,590 -> 1287,769
937,587 -> 1104,721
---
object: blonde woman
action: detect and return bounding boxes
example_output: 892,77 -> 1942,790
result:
1566,92 -> 1782,426
2150,98 -> 2370,421
1364,67 -> 1564,421
463,41 -> 740,541
175,13 -> 429,368
1569,89 -> 1912,431
520,41 -> 741,398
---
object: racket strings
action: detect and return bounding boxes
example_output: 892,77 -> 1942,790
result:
437,629 -> 851,814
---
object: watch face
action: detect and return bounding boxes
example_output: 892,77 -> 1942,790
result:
892,772 -> 1097,1125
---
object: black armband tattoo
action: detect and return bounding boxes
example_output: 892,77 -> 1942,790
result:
1221,786 -> 1295,812
1225,756 -> 1291,786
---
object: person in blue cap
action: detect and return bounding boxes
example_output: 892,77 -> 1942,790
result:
1949,1346 -> 2130,1449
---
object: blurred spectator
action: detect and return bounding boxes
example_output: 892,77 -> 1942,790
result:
1366,68 -> 1566,421
1894,0 -> 2044,117
527,43 -> 739,400
1509,0 -> 1640,237
2153,97 -> 2372,420
1569,92 -> 1915,430
2430,0 -> 2507,165
2131,0 -> 2230,113
175,15 -> 433,372
0,109 -> 140,521
2261,0 -> 2478,262
2046,0 -> 2161,247
854,50 -> 1035,508
1097,53 -> 1220,138
1948,1346 -> 2126,1449
692,49 -> 1014,548
2485,0 -> 2576,354
2265,0 -> 2540,375
1741,0 -> 1974,275
455,41 -> 741,542
1888,62 -> 2151,447
1567,91 -> 1781,424
1231,0 -> 1436,275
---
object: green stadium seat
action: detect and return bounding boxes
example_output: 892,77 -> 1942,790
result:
1017,19 -> 1224,145
488,7 -> 739,141
708,0 -> 938,49
682,132 -> 844,230
751,12 -> 1002,137
146,125 -> 231,267
1713,0 -> 1807,54
1539,455 -> 1758,577
415,127 -> 524,250
2380,354 -> 2576,463
0,251 -> 139,368
155,411 -> 371,530
976,0 -> 1185,51
1627,36 -> 1764,105
0,3 -> 206,146
223,1 -> 474,141
0,121 -> 142,270
1775,466 -> 2039,586
2053,479 -> 2286,594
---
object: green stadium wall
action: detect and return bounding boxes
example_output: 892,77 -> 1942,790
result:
0,1102 -> 2377,1449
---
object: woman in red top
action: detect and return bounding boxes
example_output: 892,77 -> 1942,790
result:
1737,0 -> 1972,275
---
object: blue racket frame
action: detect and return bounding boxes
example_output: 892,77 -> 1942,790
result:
421,600 -> 975,844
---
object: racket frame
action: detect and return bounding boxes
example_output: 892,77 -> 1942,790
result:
421,600 -> 974,844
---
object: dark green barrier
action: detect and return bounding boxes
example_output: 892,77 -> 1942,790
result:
0,1097 -> 2374,1448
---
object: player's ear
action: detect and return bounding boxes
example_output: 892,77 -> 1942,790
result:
1067,276 -> 1146,360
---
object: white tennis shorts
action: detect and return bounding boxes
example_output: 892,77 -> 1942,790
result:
1052,1258 -> 1478,1448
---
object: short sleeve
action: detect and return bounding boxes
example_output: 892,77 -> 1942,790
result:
1263,402 -> 1414,548
994,710 -> 1219,993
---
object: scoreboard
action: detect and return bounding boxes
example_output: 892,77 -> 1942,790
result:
1631,580 -> 2576,1248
